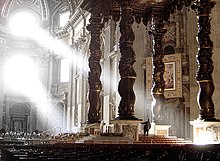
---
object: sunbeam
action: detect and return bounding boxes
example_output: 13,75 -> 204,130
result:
7,10 -> 87,133
4,55 -> 65,133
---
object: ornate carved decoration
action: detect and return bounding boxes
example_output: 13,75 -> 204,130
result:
86,1 -> 104,123
133,11 -> 142,24
69,9 -> 81,27
17,0 -> 36,5
115,0 -> 137,120
122,124 -> 137,140
1,0 -> 51,25
164,0 -> 193,16
40,0 -> 47,20
111,1 -> 120,22
47,0 -> 62,12
142,1 -> 193,30
0,37 -> 39,49
148,6 -> 167,124
191,0 -> 216,121
2,0 -> 13,19
101,0 -> 111,23
163,22 -> 176,47
37,54 -> 51,65
9,103 -> 30,116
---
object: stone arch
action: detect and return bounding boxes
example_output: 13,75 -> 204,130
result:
182,85 -> 190,103
49,1 -> 69,32
164,44 -> 175,55
39,0 -> 48,20
9,102 -> 30,132
9,102 -> 30,116
2,0 -> 41,24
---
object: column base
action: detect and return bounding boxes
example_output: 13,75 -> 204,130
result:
110,119 -> 142,141
190,119 -> 220,144
85,123 -> 101,135
115,116 -> 139,120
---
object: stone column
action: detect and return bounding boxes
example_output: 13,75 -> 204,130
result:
179,98 -> 186,138
63,92 -> 68,131
191,0 -> 216,121
149,6 -> 167,124
115,0 -> 137,120
86,2 -> 104,123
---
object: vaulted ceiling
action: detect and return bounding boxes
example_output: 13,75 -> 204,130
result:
0,0 -> 70,28
0,0 -> 73,60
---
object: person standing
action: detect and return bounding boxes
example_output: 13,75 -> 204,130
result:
141,119 -> 151,136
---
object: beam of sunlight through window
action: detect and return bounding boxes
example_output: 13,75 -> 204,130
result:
32,28 -> 75,58
7,11 -> 88,132
60,58 -> 70,82
4,55 -> 38,91
9,11 -> 87,74
4,55 -> 65,132
31,28 -> 87,74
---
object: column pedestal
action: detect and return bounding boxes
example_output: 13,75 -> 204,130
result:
85,123 -> 101,135
110,120 -> 142,141
190,119 -> 220,144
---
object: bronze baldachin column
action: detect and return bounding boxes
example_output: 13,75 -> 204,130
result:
191,0 -> 216,121
86,1 -> 104,123
115,0 -> 137,120
149,6 -> 167,124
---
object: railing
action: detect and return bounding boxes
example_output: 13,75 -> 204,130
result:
38,127 -> 62,136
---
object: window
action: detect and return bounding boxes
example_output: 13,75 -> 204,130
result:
59,11 -> 70,28
9,10 -> 39,37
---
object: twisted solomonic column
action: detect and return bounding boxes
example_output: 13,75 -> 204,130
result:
115,0 -> 138,120
191,0 -> 216,121
149,6 -> 167,124
86,2 -> 104,123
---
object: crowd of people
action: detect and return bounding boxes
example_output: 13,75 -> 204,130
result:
0,128 -> 85,145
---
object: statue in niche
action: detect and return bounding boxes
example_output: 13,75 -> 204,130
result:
163,23 -> 176,45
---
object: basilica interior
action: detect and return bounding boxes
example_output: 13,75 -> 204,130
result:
0,0 -> 220,160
